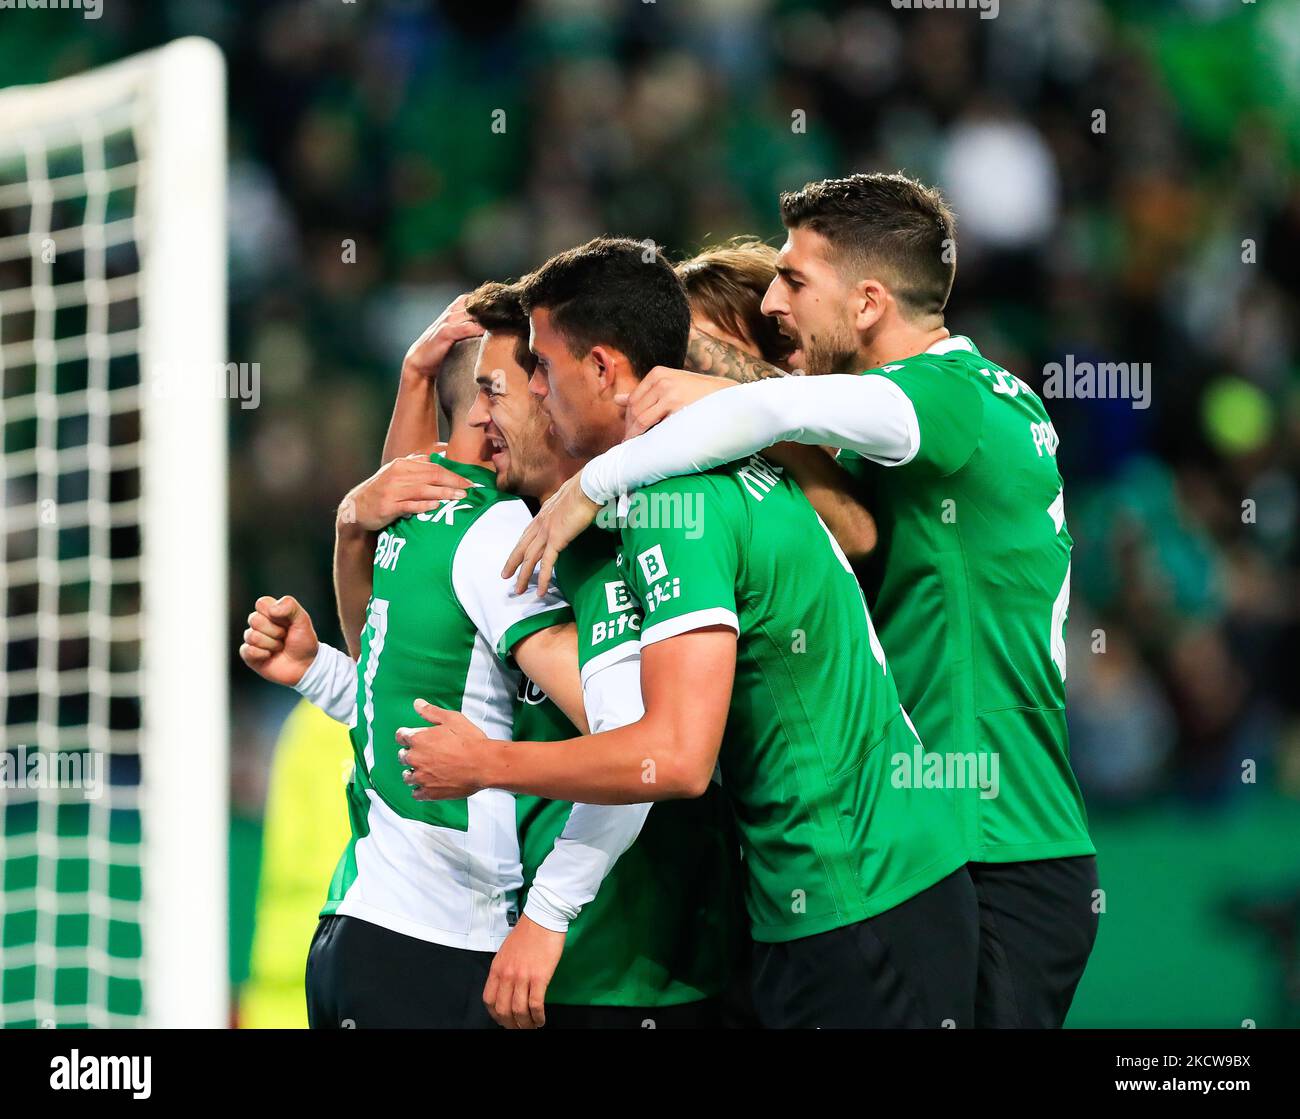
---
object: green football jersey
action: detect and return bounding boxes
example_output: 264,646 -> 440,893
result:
515,528 -> 743,1006
840,336 -> 1095,863
321,455 -> 572,951
618,457 -> 968,943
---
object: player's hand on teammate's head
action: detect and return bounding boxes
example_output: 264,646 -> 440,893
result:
238,595 -> 319,688
397,700 -> 490,800
337,454 -> 471,533
483,915 -> 565,1030
401,293 -> 485,382
502,473 -> 601,597
618,365 -> 736,439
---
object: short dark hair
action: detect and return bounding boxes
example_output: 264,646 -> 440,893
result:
779,172 -> 956,317
435,337 -> 482,434
677,239 -> 789,365
519,237 -> 690,377
464,280 -> 534,374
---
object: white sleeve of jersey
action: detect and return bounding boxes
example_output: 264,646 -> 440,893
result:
293,642 -> 359,727
579,643 -> 643,732
580,373 -> 921,504
452,498 -> 572,658
523,654 -> 652,933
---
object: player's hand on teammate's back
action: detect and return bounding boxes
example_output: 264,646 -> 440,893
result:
619,365 -> 736,439
401,293 -> 484,381
238,595 -> 319,687
502,473 -> 601,597
397,700 -> 490,800
337,454 -> 471,532
483,916 -> 565,1029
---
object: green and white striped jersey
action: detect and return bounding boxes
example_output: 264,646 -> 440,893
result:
321,456 -> 572,951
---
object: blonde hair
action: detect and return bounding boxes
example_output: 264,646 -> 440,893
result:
676,239 -> 789,364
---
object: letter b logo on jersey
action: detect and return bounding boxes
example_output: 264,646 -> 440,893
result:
636,545 -> 669,584
605,579 -> 635,613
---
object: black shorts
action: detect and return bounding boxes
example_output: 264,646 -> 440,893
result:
968,854 -> 1100,1028
305,914 -> 497,1029
545,999 -> 723,1029
750,867 -> 980,1028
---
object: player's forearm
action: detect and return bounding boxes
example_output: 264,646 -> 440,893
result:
580,374 -> 919,505
524,654 -> 650,929
524,800 -> 651,931
482,720 -> 705,805
293,642 -> 359,726
764,442 -> 877,561
379,367 -> 441,464
333,521 -> 376,660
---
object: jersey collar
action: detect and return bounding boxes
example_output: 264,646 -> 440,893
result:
431,452 -> 496,489
924,335 -> 977,356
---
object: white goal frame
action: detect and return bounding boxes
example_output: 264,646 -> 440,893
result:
0,37 -> 228,1028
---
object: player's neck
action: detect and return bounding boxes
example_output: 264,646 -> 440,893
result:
860,319 -> 951,369
585,409 -> 626,461
536,452 -> 587,504
444,428 -> 493,471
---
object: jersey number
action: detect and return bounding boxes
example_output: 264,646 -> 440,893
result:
360,597 -> 389,769
1047,492 -> 1069,682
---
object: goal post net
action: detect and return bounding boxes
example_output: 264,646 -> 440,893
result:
0,37 -> 228,1028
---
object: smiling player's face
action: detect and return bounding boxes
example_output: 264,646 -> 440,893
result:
466,331 -> 559,498
761,227 -> 861,376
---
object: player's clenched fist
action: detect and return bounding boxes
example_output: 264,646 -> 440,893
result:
238,595 -> 319,687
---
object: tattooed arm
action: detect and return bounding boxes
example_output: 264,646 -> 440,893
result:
685,327 -> 800,383
621,327 -> 800,440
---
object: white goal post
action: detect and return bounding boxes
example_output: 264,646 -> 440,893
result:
0,37 -> 228,1028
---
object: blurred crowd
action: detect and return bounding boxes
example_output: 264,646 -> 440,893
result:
6,0 -> 1296,817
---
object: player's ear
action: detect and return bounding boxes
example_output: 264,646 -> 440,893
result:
853,278 -> 888,333
588,344 -> 617,390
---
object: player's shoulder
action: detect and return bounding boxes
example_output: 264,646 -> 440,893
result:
451,493 -> 573,643
628,466 -> 732,518
375,485 -> 508,589
448,491 -> 534,572
555,524 -> 621,595
872,337 -> 991,389
628,462 -> 756,534
637,465 -> 727,497
857,341 -> 994,476
462,489 -> 532,532
399,455 -> 513,534
565,522 -> 622,561
643,456 -> 780,497
913,339 -> 1054,429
